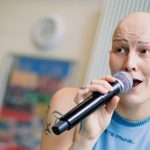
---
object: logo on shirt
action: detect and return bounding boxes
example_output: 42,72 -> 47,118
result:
104,129 -> 135,144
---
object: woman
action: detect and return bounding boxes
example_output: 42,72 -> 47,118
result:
41,12 -> 150,150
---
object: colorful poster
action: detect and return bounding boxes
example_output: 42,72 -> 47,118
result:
0,55 -> 76,150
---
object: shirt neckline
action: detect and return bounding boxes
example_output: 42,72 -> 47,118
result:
112,111 -> 150,127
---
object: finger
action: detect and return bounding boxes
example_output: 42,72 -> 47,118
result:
101,75 -> 116,82
90,79 -> 113,91
87,84 -> 109,94
105,96 -> 120,114
74,88 -> 90,104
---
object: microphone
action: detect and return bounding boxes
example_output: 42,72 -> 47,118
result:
52,71 -> 133,135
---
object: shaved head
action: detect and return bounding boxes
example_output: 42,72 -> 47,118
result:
113,12 -> 150,42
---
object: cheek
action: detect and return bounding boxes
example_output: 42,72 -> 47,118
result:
140,60 -> 150,78
109,55 -> 123,73
143,66 -> 150,86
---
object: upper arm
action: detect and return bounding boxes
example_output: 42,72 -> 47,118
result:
40,87 -> 80,150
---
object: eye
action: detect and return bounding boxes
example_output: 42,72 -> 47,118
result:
114,48 -> 127,54
139,49 -> 150,59
141,49 -> 150,54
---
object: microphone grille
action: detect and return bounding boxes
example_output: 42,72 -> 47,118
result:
114,71 -> 133,93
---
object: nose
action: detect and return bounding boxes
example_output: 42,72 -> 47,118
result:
124,52 -> 137,72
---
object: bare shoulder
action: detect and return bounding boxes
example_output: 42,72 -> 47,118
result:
40,87 -> 80,150
50,87 -> 79,114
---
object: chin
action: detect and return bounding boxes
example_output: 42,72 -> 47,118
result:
119,94 -> 144,107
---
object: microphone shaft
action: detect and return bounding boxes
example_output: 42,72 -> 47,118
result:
52,81 -> 121,135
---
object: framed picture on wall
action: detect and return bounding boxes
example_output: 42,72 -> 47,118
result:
0,54 -> 77,150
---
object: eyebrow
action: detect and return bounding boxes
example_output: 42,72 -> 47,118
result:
137,41 -> 150,44
113,38 -> 128,42
113,38 -> 150,44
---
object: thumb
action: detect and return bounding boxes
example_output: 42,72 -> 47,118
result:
106,96 -> 120,114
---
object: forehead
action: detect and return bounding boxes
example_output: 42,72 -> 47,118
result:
113,13 -> 150,42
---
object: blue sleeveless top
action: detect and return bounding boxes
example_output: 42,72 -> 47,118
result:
93,112 -> 150,150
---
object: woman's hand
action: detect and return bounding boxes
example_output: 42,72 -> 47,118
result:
74,75 -> 120,141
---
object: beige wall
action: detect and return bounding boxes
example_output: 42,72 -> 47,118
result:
0,0 -> 103,86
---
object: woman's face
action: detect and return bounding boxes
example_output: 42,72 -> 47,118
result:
109,14 -> 150,108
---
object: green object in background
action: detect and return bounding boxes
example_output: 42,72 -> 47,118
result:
25,91 -> 51,104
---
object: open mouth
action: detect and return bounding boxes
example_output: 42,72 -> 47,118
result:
132,79 -> 142,87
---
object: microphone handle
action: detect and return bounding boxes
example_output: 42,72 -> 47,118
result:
52,80 -> 121,135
